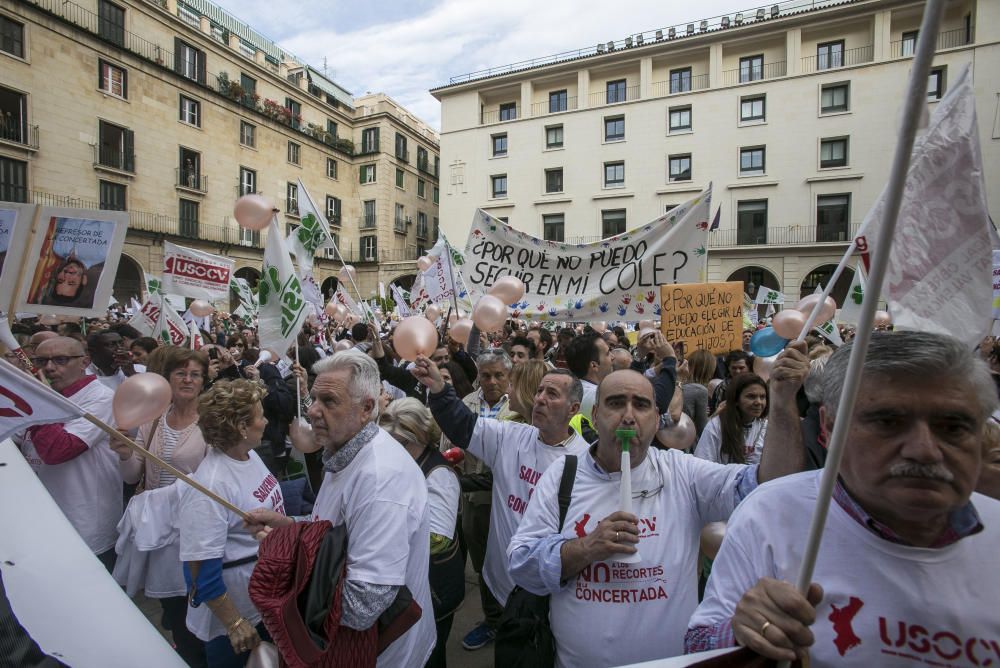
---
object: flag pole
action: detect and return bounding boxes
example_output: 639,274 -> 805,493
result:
443,238 -> 462,318
294,345 -> 302,420
784,0 -> 946,646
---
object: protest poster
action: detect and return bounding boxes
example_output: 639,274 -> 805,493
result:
0,203 -> 36,311
659,281 -> 743,355
161,241 -> 234,302
463,186 -> 711,322
18,207 -> 128,317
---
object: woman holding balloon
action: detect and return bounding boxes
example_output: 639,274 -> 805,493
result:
693,373 -> 769,465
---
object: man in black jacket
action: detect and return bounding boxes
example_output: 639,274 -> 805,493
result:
244,357 -> 295,475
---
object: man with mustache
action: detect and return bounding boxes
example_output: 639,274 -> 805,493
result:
687,332 -> 1000,664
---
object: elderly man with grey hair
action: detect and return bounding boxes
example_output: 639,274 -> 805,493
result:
687,331 -> 1000,663
247,349 -> 435,666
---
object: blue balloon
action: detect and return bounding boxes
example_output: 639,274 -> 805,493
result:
750,327 -> 789,358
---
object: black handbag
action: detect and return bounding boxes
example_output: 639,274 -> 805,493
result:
494,455 -> 577,668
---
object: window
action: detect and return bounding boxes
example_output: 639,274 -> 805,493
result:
361,127 -> 379,153
361,235 -> 378,261
417,146 -> 429,171
928,67 -> 946,101
174,39 -> 205,84
664,204 -> 677,214
820,137 -> 848,168
285,98 -> 301,126
433,186 -> 439,204
668,154 -> 691,182
179,199 -> 199,237
820,83 -> 849,113
668,106 -> 691,132
491,174 -> 507,198
417,212 -> 428,239
740,94 -> 766,122
287,141 -> 300,165
739,147 -> 765,175
98,59 -> 127,98
0,86 -> 27,144
239,167 -> 256,195
602,209 -> 626,238
0,157 -> 27,202
669,68 -> 691,94
395,168 -> 404,189
179,95 -> 200,127
604,161 -> 624,188
99,180 -> 126,211
434,156 -> 440,177
549,90 -> 568,113
326,158 -> 337,179
543,214 -> 565,242
395,203 -> 405,229
360,164 -> 376,184
325,196 -> 341,225
98,0 -> 125,47
901,30 -> 918,57
606,79 -> 626,104
97,120 -> 134,172
604,115 -> 624,142
0,16 -> 25,58
817,194 -> 851,242
363,199 -> 376,228
326,119 -> 338,138
737,200 -> 768,244
739,55 -> 764,83
286,182 -> 298,215
240,121 -> 255,148
417,179 -> 426,198
492,133 -> 507,157
178,147 -> 201,189
240,73 -> 257,100
817,40 -> 844,70
499,102 -> 517,121
545,168 -> 563,193
395,133 -> 408,161
546,125 -> 563,149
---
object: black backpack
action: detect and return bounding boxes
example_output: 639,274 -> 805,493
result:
494,455 -> 577,668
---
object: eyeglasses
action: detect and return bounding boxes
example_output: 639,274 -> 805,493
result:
31,355 -> 85,367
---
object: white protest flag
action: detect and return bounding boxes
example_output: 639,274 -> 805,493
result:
837,262 -> 867,325
161,241 -> 234,302
333,283 -> 365,318
420,238 -> 457,306
765,303 -> 776,318
858,65 -> 992,348
814,319 -> 844,346
390,283 -> 412,317
465,186 -> 711,322
188,321 -> 205,351
230,277 -> 258,315
297,269 -> 325,313
158,297 -> 189,346
754,285 -> 785,305
286,179 -> 335,275
0,359 -> 84,441
258,217 -> 308,358
129,297 -> 142,315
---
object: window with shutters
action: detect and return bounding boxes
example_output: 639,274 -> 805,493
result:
0,157 -> 27,202
98,59 -> 127,99
286,182 -> 298,215
97,0 -> 125,47
99,180 -> 126,211
326,158 -> 337,179
326,196 -> 341,226
361,127 -> 379,154
287,141 -> 300,166
179,199 -> 199,237
395,133 -> 408,161
361,235 -> 377,261
417,179 -> 426,199
97,120 -> 134,172
174,39 -> 205,84
0,16 -> 25,58
179,95 -> 200,127
239,167 -> 256,195
360,164 -> 376,184
240,121 -> 255,148
395,168 -> 404,189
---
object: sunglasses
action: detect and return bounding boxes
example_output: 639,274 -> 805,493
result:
31,355 -> 85,367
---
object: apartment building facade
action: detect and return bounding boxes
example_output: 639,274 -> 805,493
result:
431,0 -> 999,303
0,0 -> 439,305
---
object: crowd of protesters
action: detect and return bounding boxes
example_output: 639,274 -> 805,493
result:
4,304 -> 1000,668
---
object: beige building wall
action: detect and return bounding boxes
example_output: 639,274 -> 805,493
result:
433,0 -> 998,302
0,0 -> 438,305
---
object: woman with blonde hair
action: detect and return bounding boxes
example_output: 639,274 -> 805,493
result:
503,359 -> 549,424
380,398 -> 462,668
178,379 -> 286,667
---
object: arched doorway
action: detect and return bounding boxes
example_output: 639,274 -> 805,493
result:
800,264 -> 855,304
391,274 -> 417,292
725,266 -> 780,298
231,266 -> 260,312
320,276 -> 339,299
113,253 -> 144,305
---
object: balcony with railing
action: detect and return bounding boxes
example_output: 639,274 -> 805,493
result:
800,44 -> 873,73
480,108 -> 518,125
360,214 -> 377,229
94,145 -> 135,174
720,60 -> 787,86
0,121 -> 39,150
416,221 -> 429,240
394,149 -> 410,163
707,222 -> 861,248
530,96 -> 579,117
588,85 -> 640,108
650,74 -> 710,97
394,216 -> 408,234
889,27 -> 973,58
417,159 -> 438,178
175,168 -> 207,193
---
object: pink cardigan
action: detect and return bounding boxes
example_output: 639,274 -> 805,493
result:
119,410 -> 208,488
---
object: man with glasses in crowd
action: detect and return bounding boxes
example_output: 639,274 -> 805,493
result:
13,336 -> 121,572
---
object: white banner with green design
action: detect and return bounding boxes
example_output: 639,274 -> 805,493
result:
258,217 -> 308,358
286,178 -> 335,275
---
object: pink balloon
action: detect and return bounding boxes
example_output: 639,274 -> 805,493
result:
771,309 -> 809,339
233,194 -> 273,231
323,300 -> 339,318
338,265 -> 357,284
592,321 -> 607,333
333,339 -> 353,352
873,310 -> 892,328
450,318 -> 473,345
394,315 -> 439,361
425,304 -> 441,322
794,294 -> 837,325
113,372 -> 172,430
752,354 -> 779,381
657,413 -> 697,450
189,300 -> 214,317
472,295 -> 508,332
488,275 -> 526,305
416,256 -> 434,272
448,312 -> 459,326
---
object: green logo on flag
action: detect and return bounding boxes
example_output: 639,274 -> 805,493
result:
296,213 -> 327,255
851,285 -> 864,305
148,278 -> 164,295
767,290 -> 779,302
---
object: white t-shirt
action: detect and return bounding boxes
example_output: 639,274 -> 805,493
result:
17,377 -> 121,554
510,448 -> 749,667
694,416 -> 767,464
311,427 -> 435,668
690,471 -> 1000,666
86,363 -> 148,390
426,467 -> 460,540
178,448 -> 285,641
468,418 -> 590,606
579,379 -> 597,422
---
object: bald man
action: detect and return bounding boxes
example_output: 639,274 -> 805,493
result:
14,337 -> 121,571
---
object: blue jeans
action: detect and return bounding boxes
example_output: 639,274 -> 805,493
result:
204,622 -> 270,668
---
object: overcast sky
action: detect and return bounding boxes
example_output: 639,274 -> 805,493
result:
211,0 -> 747,130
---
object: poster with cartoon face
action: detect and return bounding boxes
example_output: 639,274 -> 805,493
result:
17,207 -> 128,317
0,203 -> 37,313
